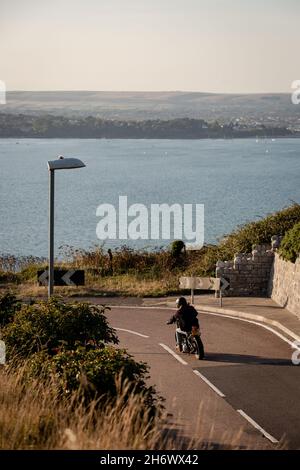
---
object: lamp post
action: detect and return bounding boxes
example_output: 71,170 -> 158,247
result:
47,156 -> 86,298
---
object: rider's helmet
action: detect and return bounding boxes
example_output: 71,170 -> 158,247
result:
176,297 -> 187,308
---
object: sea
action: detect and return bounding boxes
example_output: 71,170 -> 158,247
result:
0,137 -> 300,257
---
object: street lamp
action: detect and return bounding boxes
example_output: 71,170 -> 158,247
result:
47,156 -> 86,298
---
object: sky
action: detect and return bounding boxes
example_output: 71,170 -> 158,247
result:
0,0 -> 299,93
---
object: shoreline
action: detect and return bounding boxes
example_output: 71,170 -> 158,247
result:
0,135 -> 299,140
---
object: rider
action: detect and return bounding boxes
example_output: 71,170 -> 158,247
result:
167,297 -> 204,358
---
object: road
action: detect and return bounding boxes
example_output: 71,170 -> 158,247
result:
104,306 -> 300,450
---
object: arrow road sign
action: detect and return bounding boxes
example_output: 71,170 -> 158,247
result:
220,277 -> 230,292
61,270 -> 77,286
38,270 -> 49,286
38,269 -> 85,287
180,277 -> 220,291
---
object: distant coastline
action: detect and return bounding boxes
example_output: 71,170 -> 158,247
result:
0,114 -> 296,139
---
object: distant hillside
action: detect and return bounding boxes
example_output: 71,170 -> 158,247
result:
0,114 -> 293,139
1,91 -> 300,129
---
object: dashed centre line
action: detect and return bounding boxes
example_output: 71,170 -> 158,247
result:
113,327 -> 149,338
193,369 -> 226,397
158,343 -> 188,365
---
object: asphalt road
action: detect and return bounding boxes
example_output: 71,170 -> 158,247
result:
105,306 -> 300,450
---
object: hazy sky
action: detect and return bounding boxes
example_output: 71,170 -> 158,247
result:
0,0 -> 299,93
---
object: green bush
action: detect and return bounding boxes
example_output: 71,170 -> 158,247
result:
27,346 -> 159,411
219,204 -> 300,257
0,292 -> 21,327
185,204 -> 300,276
279,222 -> 300,263
2,297 -> 118,359
2,297 -> 162,416
170,240 -> 185,258
19,264 -> 46,282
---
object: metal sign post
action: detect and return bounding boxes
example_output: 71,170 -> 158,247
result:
191,288 -> 194,305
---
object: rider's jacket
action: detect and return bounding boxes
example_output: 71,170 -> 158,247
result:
168,304 -> 199,332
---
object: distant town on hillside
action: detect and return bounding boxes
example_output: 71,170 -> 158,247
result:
1,91 -> 300,138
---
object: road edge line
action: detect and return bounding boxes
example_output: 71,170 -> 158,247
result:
200,311 -> 300,351
193,305 -> 300,343
109,305 -> 300,352
237,409 -> 279,444
110,303 -> 300,343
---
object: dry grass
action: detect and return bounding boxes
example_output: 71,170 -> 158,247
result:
86,273 -> 178,297
0,365 -> 284,450
10,272 -> 179,299
1,204 -> 300,299
0,365 -> 163,450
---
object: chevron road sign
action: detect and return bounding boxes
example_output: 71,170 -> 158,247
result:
179,276 -> 230,306
220,277 -> 230,292
179,276 -> 221,290
38,269 -> 85,287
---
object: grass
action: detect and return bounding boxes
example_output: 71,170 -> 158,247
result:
1,204 -> 299,299
0,365 -> 279,450
2,273 -> 179,299
0,365 -> 163,450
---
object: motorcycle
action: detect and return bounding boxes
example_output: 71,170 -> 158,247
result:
175,326 -> 205,360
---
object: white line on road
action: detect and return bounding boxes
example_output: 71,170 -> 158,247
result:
109,305 -> 300,352
237,409 -> 279,444
114,327 -> 149,338
109,305 -> 172,310
203,311 -> 300,352
193,370 -> 226,398
159,343 -> 188,365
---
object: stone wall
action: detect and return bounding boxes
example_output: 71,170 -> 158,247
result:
215,236 -> 282,296
268,253 -> 300,318
215,235 -> 300,316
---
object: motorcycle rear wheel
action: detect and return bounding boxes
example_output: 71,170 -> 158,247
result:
189,335 -> 205,360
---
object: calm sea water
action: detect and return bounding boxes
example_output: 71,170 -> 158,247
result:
0,138 -> 300,257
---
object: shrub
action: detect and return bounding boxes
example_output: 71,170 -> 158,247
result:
2,297 -> 162,415
27,346 -> 160,411
0,254 -> 46,272
219,203 -> 300,257
185,204 -> 300,276
0,292 -> 21,327
279,222 -> 300,263
2,297 -> 118,359
170,240 -> 185,258
60,243 -> 178,278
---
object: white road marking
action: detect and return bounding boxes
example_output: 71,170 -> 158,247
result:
193,370 -> 226,398
237,409 -> 279,444
109,305 -> 172,310
203,311 -> 300,352
109,305 -> 300,352
114,327 -> 149,338
159,343 -> 188,365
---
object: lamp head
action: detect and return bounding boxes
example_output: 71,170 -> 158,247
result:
47,157 -> 86,171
